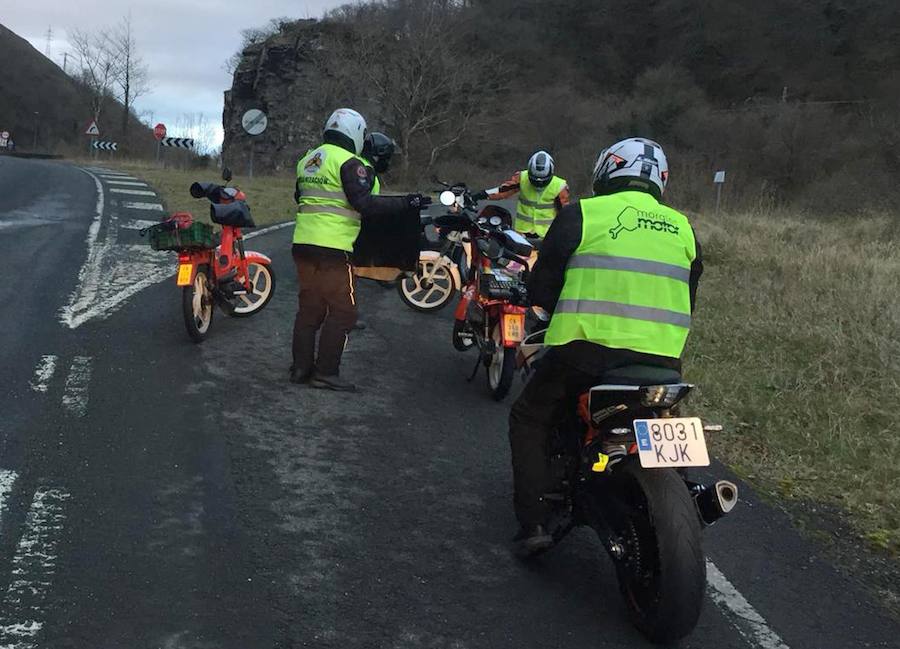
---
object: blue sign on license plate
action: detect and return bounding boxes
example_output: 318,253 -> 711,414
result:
634,421 -> 652,451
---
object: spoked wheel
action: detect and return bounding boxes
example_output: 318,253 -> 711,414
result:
398,258 -> 455,312
486,322 -> 516,401
182,266 -> 214,343
230,262 -> 276,318
602,462 -> 705,645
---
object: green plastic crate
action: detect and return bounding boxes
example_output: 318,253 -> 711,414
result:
148,221 -> 216,251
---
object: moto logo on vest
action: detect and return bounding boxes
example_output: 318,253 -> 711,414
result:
304,150 -> 326,174
609,206 -> 679,240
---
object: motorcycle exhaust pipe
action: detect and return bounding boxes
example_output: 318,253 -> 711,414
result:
693,480 -> 739,527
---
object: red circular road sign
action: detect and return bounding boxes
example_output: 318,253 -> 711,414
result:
153,123 -> 167,140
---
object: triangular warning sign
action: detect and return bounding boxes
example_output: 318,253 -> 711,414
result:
85,120 -> 100,136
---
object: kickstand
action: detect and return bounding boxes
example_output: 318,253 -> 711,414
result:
466,354 -> 482,382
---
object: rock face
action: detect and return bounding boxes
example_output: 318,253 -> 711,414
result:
223,19 -> 346,175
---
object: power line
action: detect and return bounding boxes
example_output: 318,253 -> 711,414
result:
44,25 -> 52,57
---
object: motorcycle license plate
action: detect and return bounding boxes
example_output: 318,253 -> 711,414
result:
633,418 -> 710,468
176,263 -> 193,286
503,314 -> 525,342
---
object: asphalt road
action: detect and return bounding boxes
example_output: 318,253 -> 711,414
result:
0,157 -> 897,648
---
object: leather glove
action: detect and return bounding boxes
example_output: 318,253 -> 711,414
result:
471,190 -> 488,202
406,194 -> 433,210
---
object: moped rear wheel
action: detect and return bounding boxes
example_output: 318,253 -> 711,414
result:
230,262 -> 276,318
487,322 -> 516,401
398,258 -> 455,312
182,265 -> 214,343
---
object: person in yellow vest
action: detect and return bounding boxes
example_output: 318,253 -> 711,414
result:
508,137 -> 704,555
291,109 -> 429,391
472,151 -> 570,238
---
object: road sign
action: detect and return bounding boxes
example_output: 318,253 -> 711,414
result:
91,141 -> 118,151
160,137 -> 194,150
714,170 -> 726,184
153,123 -> 167,141
241,109 -> 268,136
1,131 -> 8,140
85,120 -> 100,136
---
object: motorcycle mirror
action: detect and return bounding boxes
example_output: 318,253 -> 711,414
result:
222,167 -> 233,183
440,190 -> 456,207
189,182 -> 205,199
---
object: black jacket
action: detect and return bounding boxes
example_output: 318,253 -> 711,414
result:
528,197 -> 703,373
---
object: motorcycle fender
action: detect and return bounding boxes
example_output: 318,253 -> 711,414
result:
176,251 -> 206,287
454,290 -> 472,321
243,251 -> 272,266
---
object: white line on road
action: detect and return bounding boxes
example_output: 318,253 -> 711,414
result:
244,220 -> 293,241
121,219 -> 161,231
62,356 -> 92,417
110,188 -> 156,197
707,560 -> 791,649
28,355 -> 58,393
105,180 -> 148,187
0,470 -> 17,534
0,486 -> 70,649
120,201 -> 164,212
61,169 -> 106,328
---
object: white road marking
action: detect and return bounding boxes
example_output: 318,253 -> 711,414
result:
121,219 -> 161,230
707,560 -> 791,649
109,188 -> 156,197
0,487 -> 70,649
61,356 -> 92,417
243,220 -> 293,241
62,169 -> 107,328
28,356 -> 58,393
0,470 -> 17,532
120,201 -> 164,212
105,180 -> 148,187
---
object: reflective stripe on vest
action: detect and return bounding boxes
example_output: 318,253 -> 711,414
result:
545,191 -> 696,358
515,171 -> 566,237
293,143 -> 367,252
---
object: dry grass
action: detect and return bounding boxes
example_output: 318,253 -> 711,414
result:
90,158 -> 297,228
684,210 -> 900,555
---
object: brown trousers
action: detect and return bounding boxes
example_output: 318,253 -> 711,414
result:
292,252 -> 358,377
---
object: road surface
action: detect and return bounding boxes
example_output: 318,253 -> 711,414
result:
0,156 -> 896,648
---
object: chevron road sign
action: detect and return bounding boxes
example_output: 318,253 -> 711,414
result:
160,137 -> 194,149
91,140 -> 118,151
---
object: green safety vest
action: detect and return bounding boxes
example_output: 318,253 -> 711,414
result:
294,143 -> 371,252
516,171 -> 567,237
545,191 -> 697,359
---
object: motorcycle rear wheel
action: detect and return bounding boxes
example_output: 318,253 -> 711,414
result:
603,462 -> 705,644
182,265 -> 214,343
487,322 -> 516,401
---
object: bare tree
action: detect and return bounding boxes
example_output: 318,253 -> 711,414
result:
108,15 -> 149,135
70,28 -> 116,124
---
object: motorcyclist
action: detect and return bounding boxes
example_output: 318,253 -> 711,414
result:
291,109 -> 429,391
472,150 -> 570,238
508,137 -> 704,555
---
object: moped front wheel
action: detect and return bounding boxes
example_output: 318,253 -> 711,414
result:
182,265 -> 214,343
398,258 -> 455,312
230,262 -> 276,318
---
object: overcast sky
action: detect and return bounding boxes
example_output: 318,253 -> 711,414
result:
5,1 -> 343,147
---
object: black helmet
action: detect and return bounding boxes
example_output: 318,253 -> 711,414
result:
362,132 -> 396,174
527,150 -> 555,188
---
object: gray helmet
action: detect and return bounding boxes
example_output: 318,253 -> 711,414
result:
527,150 -> 555,188
592,137 -> 669,199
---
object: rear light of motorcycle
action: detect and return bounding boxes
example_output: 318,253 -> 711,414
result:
178,252 -> 191,263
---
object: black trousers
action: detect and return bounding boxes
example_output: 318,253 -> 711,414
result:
508,342 -> 680,528
291,249 -> 357,377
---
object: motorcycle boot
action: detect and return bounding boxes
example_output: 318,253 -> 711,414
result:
310,372 -> 357,392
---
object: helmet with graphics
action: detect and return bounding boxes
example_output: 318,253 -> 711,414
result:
323,108 -> 367,155
592,137 -> 669,199
526,150 -> 555,189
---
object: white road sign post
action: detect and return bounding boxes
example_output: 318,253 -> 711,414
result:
242,109 -> 268,179
0,131 -> 9,149
714,170 -> 726,217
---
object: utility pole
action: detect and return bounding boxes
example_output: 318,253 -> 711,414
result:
44,26 -> 52,57
32,112 -> 40,151
62,52 -> 68,73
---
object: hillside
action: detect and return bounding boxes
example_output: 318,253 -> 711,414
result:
223,0 -> 900,215
0,23 -> 151,153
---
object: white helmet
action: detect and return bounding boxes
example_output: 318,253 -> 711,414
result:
592,137 -> 669,198
527,150 -> 555,188
323,108 -> 367,155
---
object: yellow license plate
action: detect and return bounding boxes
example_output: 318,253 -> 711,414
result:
503,314 -> 525,342
176,264 -> 193,286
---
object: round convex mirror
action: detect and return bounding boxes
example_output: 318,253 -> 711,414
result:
440,190 -> 456,207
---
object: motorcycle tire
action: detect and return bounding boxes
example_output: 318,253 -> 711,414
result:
487,323 -> 516,401
229,262 -> 276,318
604,462 -> 705,645
398,259 -> 456,312
182,265 -> 214,343
452,319 -> 475,352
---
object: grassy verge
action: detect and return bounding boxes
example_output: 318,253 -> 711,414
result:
90,159 -> 296,228
685,210 -> 900,556
90,160 -> 899,557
